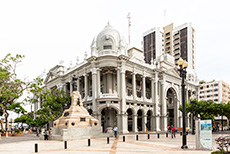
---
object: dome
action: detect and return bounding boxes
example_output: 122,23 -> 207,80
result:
91,22 -> 127,57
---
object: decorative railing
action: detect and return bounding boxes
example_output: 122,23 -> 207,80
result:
136,97 -> 143,101
146,98 -> 152,103
99,93 -> 118,98
126,95 -> 133,100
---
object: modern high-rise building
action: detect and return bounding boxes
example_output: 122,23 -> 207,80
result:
172,23 -> 196,71
163,23 -> 173,56
143,23 -> 196,73
143,27 -> 164,64
199,80 -> 230,103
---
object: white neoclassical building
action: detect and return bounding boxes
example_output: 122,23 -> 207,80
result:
37,23 -> 199,133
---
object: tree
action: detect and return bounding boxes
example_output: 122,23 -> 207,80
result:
0,54 -> 42,132
28,88 -> 71,128
179,100 -> 223,122
223,102 -> 230,125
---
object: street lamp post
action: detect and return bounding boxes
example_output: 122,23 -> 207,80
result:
190,96 -> 196,135
177,58 -> 188,149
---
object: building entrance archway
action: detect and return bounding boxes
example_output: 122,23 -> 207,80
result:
147,110 -> 152,131
137,109 -> 143,131
127,108 -> 133,132
101,108 -> 117,132
166,88 -> 177,127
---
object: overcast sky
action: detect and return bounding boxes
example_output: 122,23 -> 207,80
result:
0,0 -> 230,116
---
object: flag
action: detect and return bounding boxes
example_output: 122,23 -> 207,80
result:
138,81 -> 142,92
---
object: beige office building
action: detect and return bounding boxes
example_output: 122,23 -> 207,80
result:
199,80 -> 230,103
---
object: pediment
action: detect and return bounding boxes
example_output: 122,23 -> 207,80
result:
164,67 -> 180,78
44,65 -> 60,83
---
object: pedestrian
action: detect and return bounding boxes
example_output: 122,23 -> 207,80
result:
113,126 -> 118,138
167,125 -> 171,133
44,129 -> 48,140
171,125 -> 176,138
36,128 -> 39,137
49,128 -> 52,136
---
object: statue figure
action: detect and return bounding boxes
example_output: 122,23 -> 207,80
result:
71,91 -> 83,107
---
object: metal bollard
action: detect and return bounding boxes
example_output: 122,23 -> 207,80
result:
157,133 -> 160,138
107,137 -> 109,144
180,132 -> 182,136
123,136 -> 125,142
166,133 -> 168,138
64,141 -> 67,149
136,135 -> 138,140
148,134 -> 150,139
35,143 -> 38,153
88,139 -> 90,146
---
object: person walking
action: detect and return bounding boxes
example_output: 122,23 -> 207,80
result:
171,125 -> 176,138
36,128 -> 39,137
167,125 -> 171,133
44,129 -> 49,140
113,126 -> 118,138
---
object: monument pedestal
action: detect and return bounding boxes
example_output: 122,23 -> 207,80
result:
50,91 -> 106,141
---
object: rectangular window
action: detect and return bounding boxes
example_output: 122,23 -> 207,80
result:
103,45 -> 112,49
80,117 -> 86,122
128,89 -> 132,96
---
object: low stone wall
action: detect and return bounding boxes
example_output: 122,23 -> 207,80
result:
49,126 -> 111,141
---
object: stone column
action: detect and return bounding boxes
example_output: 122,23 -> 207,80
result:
161,79 -> 167,131
107,73 -> 113,93
133,114 -> 138,132
187,114 -> 190,129
151,78 -> 154,100
112,74 -> 116,93
97,68 -> 101,97
117,114 -> 121,133
154,73 -> 160,131
84,74 -> 88,101
120,66 -> 128,133
142,76 -> 146,100
92,68 -> 97,115
116,68 -> 120,96
70,80 -> 73,96
77,77 -> 80,92
97,114 -> 102,125
63,83 -> 67,92
143,115 -> 147,132
176,96 -> 180,128
132,73 -> 137,100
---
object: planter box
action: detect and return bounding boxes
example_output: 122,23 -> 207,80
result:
12,134 -> 23,137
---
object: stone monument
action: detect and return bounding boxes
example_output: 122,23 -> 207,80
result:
51,91 -> 102,140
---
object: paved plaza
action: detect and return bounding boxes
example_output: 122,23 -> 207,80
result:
0,132 -> 228,154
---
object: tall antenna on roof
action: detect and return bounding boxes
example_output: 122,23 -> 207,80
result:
164,10 -> 166,26
127,12 -> 131,47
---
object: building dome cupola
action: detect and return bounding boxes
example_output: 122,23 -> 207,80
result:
91,22 -> 127,57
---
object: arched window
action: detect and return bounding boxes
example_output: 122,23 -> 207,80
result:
103,37 -> 113,50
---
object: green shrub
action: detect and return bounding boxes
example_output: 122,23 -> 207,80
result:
14,129 -> 22,134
